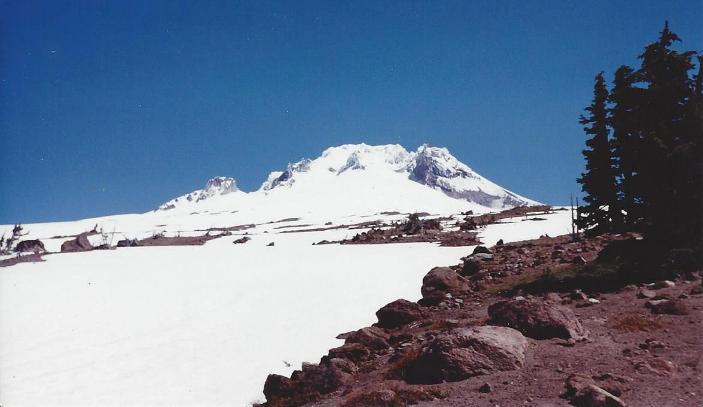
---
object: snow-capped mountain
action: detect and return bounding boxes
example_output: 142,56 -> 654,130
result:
158,176 -> 241,210
156,144 -> 537,215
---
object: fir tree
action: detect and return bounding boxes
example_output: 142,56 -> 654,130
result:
577,72 -> 620,235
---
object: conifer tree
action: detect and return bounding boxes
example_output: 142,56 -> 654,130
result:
577,72 -> 620,235
634,22 -> 696,243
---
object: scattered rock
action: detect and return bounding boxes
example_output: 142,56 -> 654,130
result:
472,253 -> 494,260
459,258 -> 481,277
653,280 -> 675,289
690,285 -> 703,295
572,255 -> 587,265
116,239 -> 140,247
14,239 -> 45,253
637,289 -> 657,299
404,326 -> 528,384
473,246 -> 492,255
420,267 -> 470,305
570,289 -> 589,301
376,299 -> 424,329
646,299 -> 688,315
634,358 -> 676,376
478,382 -> 493,393
544,292 -> 563,303
565,374 -> 626,407
233,236 -> 251,244
60,233 -> 93,252
488,297 -> 588,340
638,339 -> 665,351
266,242 -> 275,246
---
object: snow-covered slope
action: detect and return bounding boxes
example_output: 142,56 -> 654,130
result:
157,144 -> 537,216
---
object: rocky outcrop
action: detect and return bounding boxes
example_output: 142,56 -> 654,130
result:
488,297 -> 587,340
60,233 -> 93,253
263,359 -> 351,407
404,326 -> 528,384
420,267 -> 470,305
375,299 -> 424,329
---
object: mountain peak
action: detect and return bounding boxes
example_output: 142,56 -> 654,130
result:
157,143 -> 538,212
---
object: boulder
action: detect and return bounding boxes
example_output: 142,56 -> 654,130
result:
565,374 -> 626,407
338,326 -> 390,351
14,239 -> 45,253
404,326 -> 528,384
420,267 -> 470,305
60,233 -> 93,253
488,297 -> 588,340
116,239 -> 140,247
459,258 -> 481,277
232,236 -> 251,244
653,280 -> 675,289
646,299 -> 688,315
473,246 -> 492,255
327,343 -> 371,363
637,289 -> 657,299
263,374 -> 294,400
375,299 -> 424,329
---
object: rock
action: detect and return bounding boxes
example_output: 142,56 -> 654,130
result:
646,299 -> 688,315
338,327 -> 390,351
478,382 -> 493,393
472,253 -> 494,260
473,245 -> 492,255
232,236 -> 251,244
420,267 -> 469,305
327,343 -> 371,363
14,239 -> 45,253
653,280 -> 675,289
375,299 -> 423,329
572,255 -> 587,265
634,358 -> 676,376
266,242 -> 275,246
60,233 -> 93,253
570,289 -> 589,301
404,326 -> 528,384
637,289 -> 657,299
116,239 -> 140,247
488,297 -> 588,340
496,239 -> 504,246
565,374 -> 626,407
263,374 -> 293,400
544,292 -> 563,303
690,285 -> 703,295
638,339 -> 665,351
588,298 -> 601,305
459,259 -> 481,277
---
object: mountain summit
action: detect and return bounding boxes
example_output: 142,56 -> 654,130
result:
157,144 -> 537,213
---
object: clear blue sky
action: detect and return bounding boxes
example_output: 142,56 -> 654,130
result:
1,1 -> 700,223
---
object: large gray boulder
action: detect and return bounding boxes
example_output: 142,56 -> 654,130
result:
404,325 -> 528,384
488,297 -> 588,340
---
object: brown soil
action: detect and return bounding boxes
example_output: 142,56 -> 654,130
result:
259,233 -> 703,407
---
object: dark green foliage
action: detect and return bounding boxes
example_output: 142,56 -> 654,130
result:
579,22 -> 701,254
577,72 -> 620,235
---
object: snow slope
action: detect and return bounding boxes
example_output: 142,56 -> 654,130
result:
0,209 -> 573,406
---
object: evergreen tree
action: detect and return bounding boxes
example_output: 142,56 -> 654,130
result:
609,65 -> 644,228
577,72 -> 620,235
634,22 -> 697,243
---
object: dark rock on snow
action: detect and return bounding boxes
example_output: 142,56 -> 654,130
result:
14,239 -> 45,253
60,233 -> 93,252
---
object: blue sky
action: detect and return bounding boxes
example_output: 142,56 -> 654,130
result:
0,1 -> 700,223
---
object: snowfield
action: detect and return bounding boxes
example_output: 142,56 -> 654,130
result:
0,210 -> 572,406
0,144 -> 571,406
